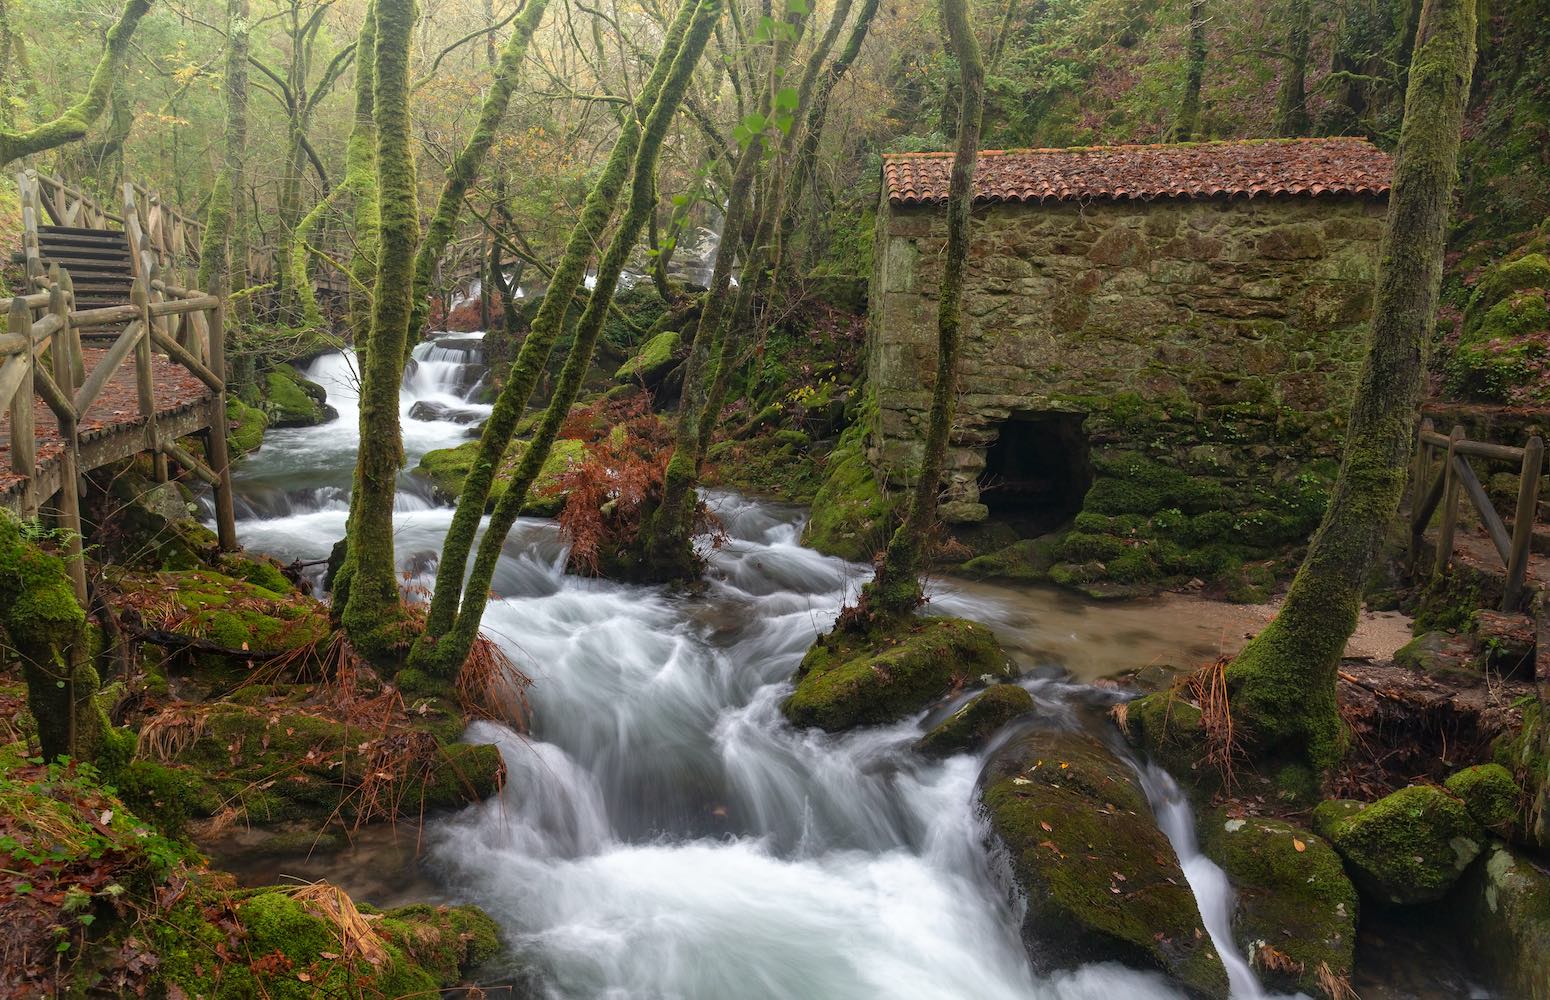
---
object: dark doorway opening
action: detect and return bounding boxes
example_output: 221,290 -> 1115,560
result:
978,412 -> 1093,533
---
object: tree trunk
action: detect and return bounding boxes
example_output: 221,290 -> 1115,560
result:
346,0 -> 379,352
405,0 -> 552,360
340,0 -> 419,662
1224,0 -> 1477,778
857,0 -> 983,619
0,0 -> 153,168
198,0 -> 250,302
1274,0 -> 1313,136
1176,0 -> 1207,141
429,0 -> 725,676
409,0 -> 703,675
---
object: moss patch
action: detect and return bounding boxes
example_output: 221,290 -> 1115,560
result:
261,365 -> 336,428
800,404 -> 894,562
916,683 -> 1034,756
959,536 -> 1061,582
1320,784 -> 1484,905
1445,763 -> 1520,835
783,617 -> 1012,731
226,397 -> 269,456
414,437 -> 584,515
614,330 -> 681,382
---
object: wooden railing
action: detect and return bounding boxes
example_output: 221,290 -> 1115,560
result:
1409,418 -> 1545,610
0,267 -> 237,602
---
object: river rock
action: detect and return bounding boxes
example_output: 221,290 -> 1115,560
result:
1199,812 -> 1357,996
1444,763 -> 1521,836
614,330 -> 681,385
264,365 -> 337,428
1457,841 -> 1550,1000
783,617 -> 1013,732
916,684 -> 1034,756
1314,785 -> 1484,904
407,400 -> 485,424
980,728 -> 1230,997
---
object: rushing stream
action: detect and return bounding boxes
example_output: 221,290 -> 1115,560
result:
223,342 -> 1288,999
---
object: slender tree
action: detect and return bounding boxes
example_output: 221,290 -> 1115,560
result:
1176,0 -> 1207,141
197,0 -> 250,298
1274,0 -> 1314,136
0,0 -> 154,168
339,0 -> 418,660
346,0 -> 380,351
409,0 -> 702,671
854,0 -> 984,618
405,0 -> 552,358
1223,0 -> 1477,776
412,0 -> 723,676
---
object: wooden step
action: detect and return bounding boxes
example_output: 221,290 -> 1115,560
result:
39,225 -> 126,239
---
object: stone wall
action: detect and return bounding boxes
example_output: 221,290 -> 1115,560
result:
862,192 -> 1388,593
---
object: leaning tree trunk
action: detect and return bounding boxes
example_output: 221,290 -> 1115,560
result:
409,0 -> 702,674
858,0 -> 984,619
0,0 -> 152,168
430,0 -> 724,677
197,0 -> 249,300
404,0 -> 551,362
1176,0 -> 1207,141
339,0 -> 418,662
346,0 -> 379,353
1224,0 -> 1477,777
1274,0 -> 1313,136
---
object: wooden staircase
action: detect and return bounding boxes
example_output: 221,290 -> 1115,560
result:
35,225 -> 134,311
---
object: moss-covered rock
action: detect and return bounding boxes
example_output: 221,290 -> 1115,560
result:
262,365 -> 337,428
1493,700 -> 1550,849
916,683 -> 1034,756
614,330 -> 681,383
800,403 -> 894,562
1122,691 -> 1219,797
783,617 -> 1012,731
1199,812 -> 1357,996
1445,763 -> 1521,835
1319,785 -> 1484,904
113,569 -> 330,657
414,437 -> 584,515
959,536 -> 1060,582
226,396 -> 269,456
1455,842 -> 1550,1000
980,728 -> 1229,997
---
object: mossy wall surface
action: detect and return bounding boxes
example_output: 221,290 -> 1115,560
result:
867,193 -> 1386,527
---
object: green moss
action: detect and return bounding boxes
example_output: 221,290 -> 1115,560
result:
113,570 -> 330,657
261,366 -> 334,428
614,330 -> 681,381
1445,763 -> 1520,835
800,401 -> 895,561
1464,253 -> 1550,331
1322,784 -> 1484,905
225,396 -> 268,456
216,552 -> 297,595
783,617 -> 1012,731
1456,843 -> 1550,1000
981,728 -> 1229,996
1123,692 -> 1219,796
378,902 -> 502,982
414,437 -> 584,514
916,683 -> 1033,756
1199,812 -> 1357,995
959,536 -> 1060,582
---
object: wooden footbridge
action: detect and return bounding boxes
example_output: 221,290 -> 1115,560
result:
4,171 -> 238,601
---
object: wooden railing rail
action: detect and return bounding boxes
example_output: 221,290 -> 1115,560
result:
0,267 -> 238,600
1409,417 -> 1545,610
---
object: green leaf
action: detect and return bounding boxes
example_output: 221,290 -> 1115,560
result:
732,123 -> 754,148
775,113 -> 795,135
14,881 -> 31,895
742,112 -> 768,133
671,193 -> 689,206
785,0 -> 809,13
775,87 -> 799,112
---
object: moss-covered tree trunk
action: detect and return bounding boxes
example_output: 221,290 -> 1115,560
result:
404,0 -> 551,360
1176,0 -> 1207,141
196,0 -> 248,300
0,0 -> 152,168
1274,0 -> 1313,136
0,515 -> 122,766
1224,0 -> 1477,777
346,0 -> 379,353
409,0 -> 702,673
857,0 -> 983,618
339,0 -> 418,661
424,0 -> 724,676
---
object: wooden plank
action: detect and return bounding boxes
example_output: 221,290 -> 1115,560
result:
1435,425 -> 1466,580
1454,455 -> 1512,563
149,327 -> 222,391
159,439 -> 221,487
73,321 -> 143,415
48,284 -> 85,602
1505,437 -> 1545,611
70,304 -> 143,328
1453,438 -> 1527,463
133,278 -> 167,481
148,295 -> 222,317
7,299 -> 35,514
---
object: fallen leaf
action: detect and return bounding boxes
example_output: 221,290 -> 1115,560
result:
1293,838 -> 1306,853
1039,821 -> 1052,832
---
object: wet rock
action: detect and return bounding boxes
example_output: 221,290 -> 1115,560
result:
407,400 -> 485,424
1456,842 -> 1550,1000
1393,630 -> 1479,679
980,728 -> 1229,997
263,365 -> 337,428
1445,763 -> 1521,836
916,684 -> 1034,756
413,438 -> 585,515
1199,812 -> 1358,996
783,617 -> 1013,732
959,538 -> 1060,583
1316,785 -> 1484,905
614,330 -> 681,385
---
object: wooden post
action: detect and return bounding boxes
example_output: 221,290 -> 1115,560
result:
7,298 -> 36,516
1434,424 -> 1466,581
132,277 -> 168,482
1504,435 -> 1545,611
59,270 -> 85,389
205,287 -> 238,551
1408,417 -> 1435,570
48,285 -> 87,604
18,172 -> 44,291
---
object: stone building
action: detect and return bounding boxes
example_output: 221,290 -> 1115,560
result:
859,138 -> 1393,588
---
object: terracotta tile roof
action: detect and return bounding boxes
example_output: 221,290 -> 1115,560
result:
883,137 -> 1392,206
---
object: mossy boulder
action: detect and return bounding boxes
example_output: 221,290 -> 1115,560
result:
1493,701 -> 1550,849
916,684 -> 1034,756
959,536 -> 1060,583
1121,692 -> 1219,797
114,569 -> 330,657
414,438 -> 584,516
614,330 -> 681,384
1318,785 -> 1484,904
800,405 -> 893,562
783,617 -> 1012,732
262,365 -> 337,428
226,396 -> 269,456
980,728 -> 1229,997
1445,763 -> 1521,835
1199,812 -> 1357,996
1456,842 -> 1550,1000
